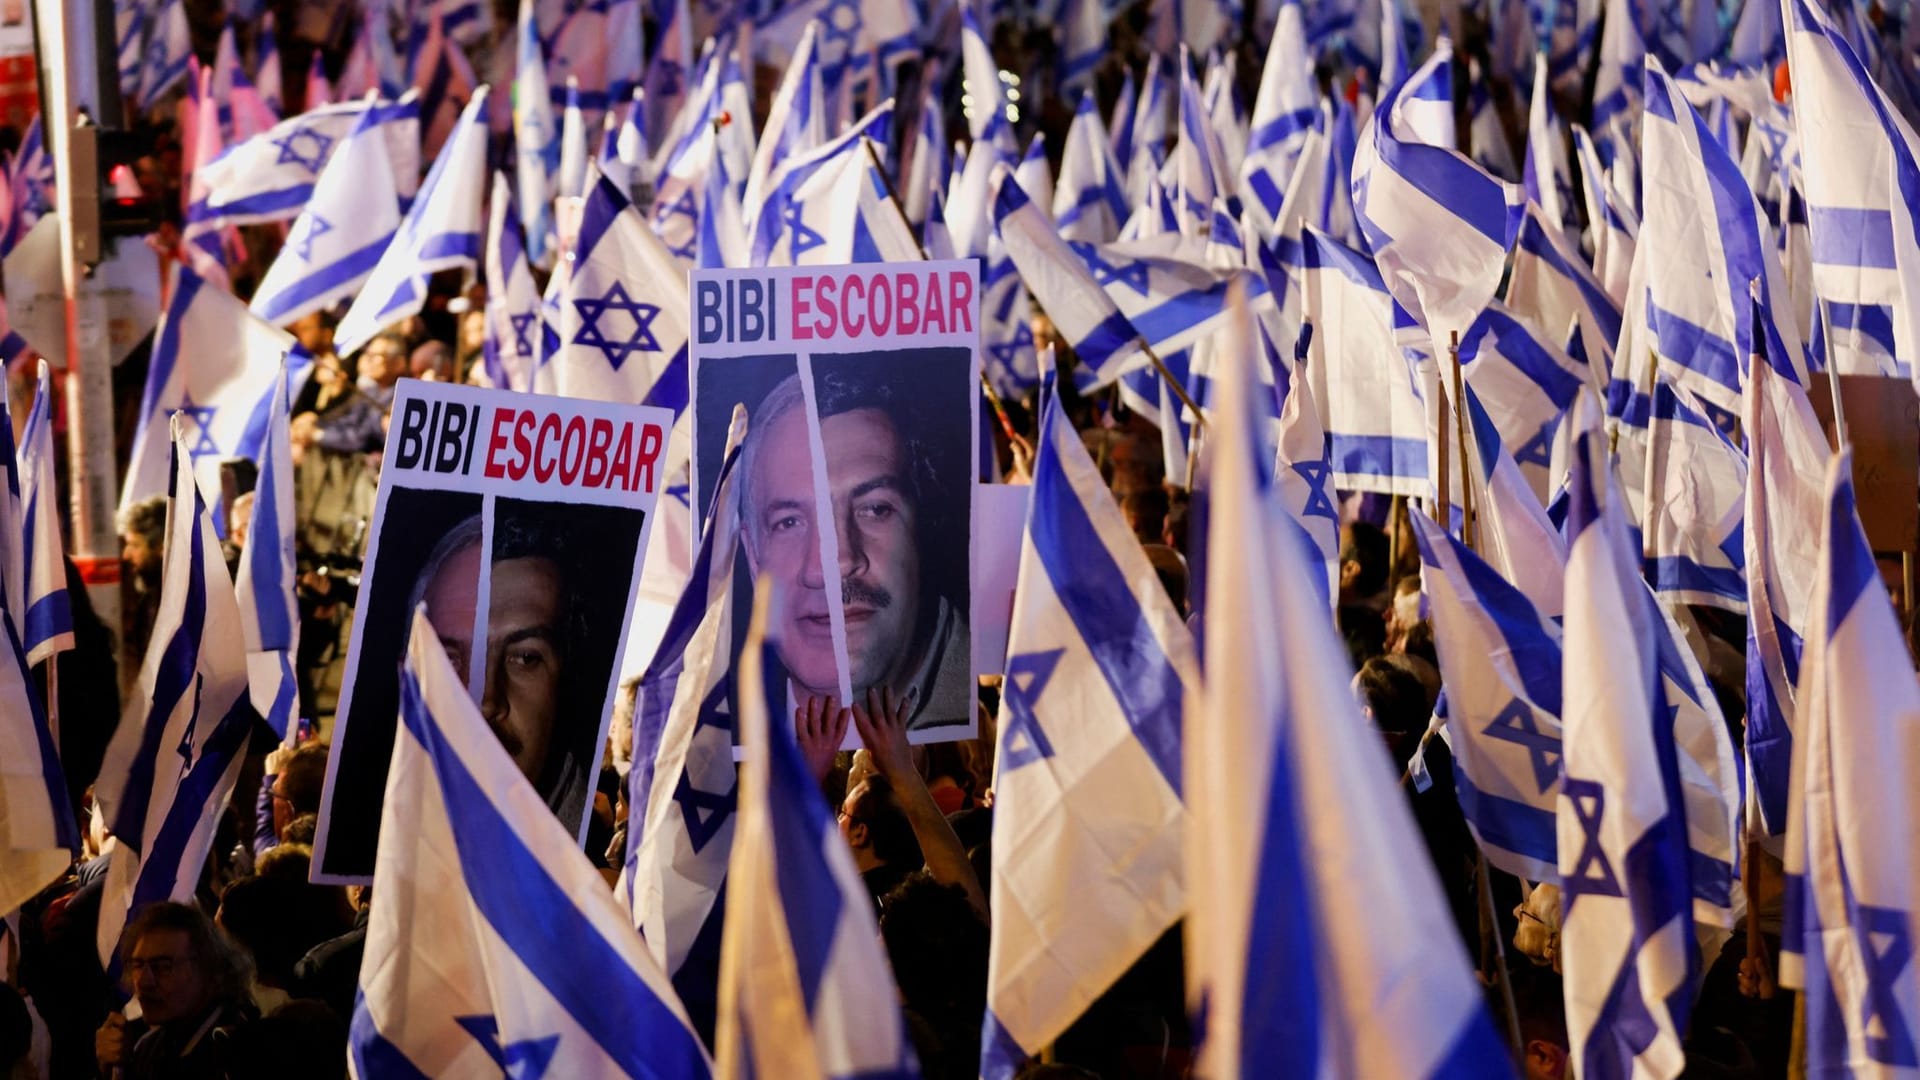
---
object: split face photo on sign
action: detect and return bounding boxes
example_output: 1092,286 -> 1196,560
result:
312,381 -> 670,883
691,263 -> 983,747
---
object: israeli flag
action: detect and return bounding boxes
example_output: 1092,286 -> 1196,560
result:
749,105 -> 896,270
115,0 -> 151,104
1109,69 -> 1138,177
255,12 -> 283,115
641,0 -> 691,157
901,81 -> 946,229
1126,55 -> 1174,206
1639,376 -> 1750,615
1458,302 -> 1588,504
1414,510 -> 1564,885
334,88 -> 490,357
249,104 -> 405,327
123,266 -> 310,517
483,172 -> 540,392
742,23 -> 824,229
1238,0 -> 1316,230
1468,58 -> 1519,181
1783,0 -> 1920,381
1505,203 -> 1624,370
755,123 -> 912,269
1591,0 -> 1646,138
1457,380 -> 1572,620
992,165 -> 1145,394
1055,91 -> 1130,245
350,610 -> 713,1079
544,172 -> 689,416
212,23 -> 276,141
1743,353 -> 1831,836
1275,345 -> 1339,605
1058,0 -> 1103,97
1172,52 -> 1227,236
981,390 -> 1193,1078
623,406 -> 747,1043
136,0 -> 191,111
1573,125 -> 1640,305
714,583 -> 919,1079
600,87 -> 648,199
559,79 -> 589,202
1188,278 -> 1508,1077
405,2 -> 478,159
1202,54 -> 1248,186
1352,39 -> 1525,349
514,0 -> 559,267
1558,394 -> 1715,1080
92,420 -> 254,969
234,363 -> 299,741
1778,446 -> 1920,1075
18,361 -> 73,667
961,5 -> 1010,149
1524,51 -> 1576,239
1298,226 -> 1427,496
187,97 -> 420,230
604,0 -> 641,104
650,46 -> 755,266
1638,59 -> 1808,422
0,370 -> 75,918
1,117 -> 51,255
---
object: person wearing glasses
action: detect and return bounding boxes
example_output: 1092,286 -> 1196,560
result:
95,903 -> 255,1078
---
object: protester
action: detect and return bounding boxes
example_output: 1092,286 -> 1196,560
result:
95,903 -> 256,1078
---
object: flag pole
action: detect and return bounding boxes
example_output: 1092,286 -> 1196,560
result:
1450,330 -> 1476,551
1477,853 -> 1524,1055
1815,298 -> 1849,450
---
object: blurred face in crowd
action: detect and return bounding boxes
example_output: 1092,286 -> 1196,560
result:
358,340 -> 408,389
128,929 -> 212,1026
290,312 -> 333,357
744,405 -> 921,702
424,542 -> 566,782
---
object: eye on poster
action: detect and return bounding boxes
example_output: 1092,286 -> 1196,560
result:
312,380 -> 669,883
690,262 -> 982,747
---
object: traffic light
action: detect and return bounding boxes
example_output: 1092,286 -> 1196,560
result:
68,117 -> 158,266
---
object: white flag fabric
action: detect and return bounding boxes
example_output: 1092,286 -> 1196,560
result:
137,0 -> 191,111
1054,91 -> 1129,245
0,368 -> 74,916
1743,352 -> 1830,835
334,88 -> 491,357
1505,203 -> 1624,370
1778,446 -> 1920,1075
981,391 -> 1192,1078
750,102 -> 896,267
93,422 -> 254,968
249,104 -> 405,326
1523,51 -> 1576,239
1273,346 -> 1339,606
513,0 -> 558,267
1640,377 -> 1750,615
623,407 -> 749,1043
188,98 -> 420,229
1352,38 -> 1525,351
1298,226 -> 1427,496
122,266 -> 310,517
1558,394 -> 1721,1080
1186,278 -> 1508,1077
18,361 -> 74,666
234,363 -> 300,740
1458,302 -> 1589,504
482,172 -> 540,392
349,610 -> 713,1079
1238,0 -> 1317,231
1414,510 -> 1564,885
713,584 -> 919,1080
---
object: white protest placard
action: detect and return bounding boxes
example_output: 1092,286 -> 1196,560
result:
690,262 -> 982,746
312,379 -> 671,883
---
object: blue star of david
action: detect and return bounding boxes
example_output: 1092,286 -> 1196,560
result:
818,0 -> 863,52
1000,649 -> 1064,773
1291,457 -> 1337,523
1701,399 -> 1738,439
171,393 -> 221,461
1514,418 -> 1556,468
987,320 -> 1035,371
784,199 -> 826,258
571,281 -> 663,370
508,310 -> 538,356
1561,777 -> 1622,910
456,1015 -> 561,1079
1483,699 -> 1561,795
288,214 -> 331,262
1855,903 -> 1918,1066
667,234 -> 698,261
1068,241 -> 1151,297
665,481 -> 691,508
674,680 -> 736,853
272,127 -> 333,172
653,187 -> 697,227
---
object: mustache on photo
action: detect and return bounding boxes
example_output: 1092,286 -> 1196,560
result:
842,579 -> 892,609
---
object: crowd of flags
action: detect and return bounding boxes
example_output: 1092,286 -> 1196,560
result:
1,0 -> 1919,1074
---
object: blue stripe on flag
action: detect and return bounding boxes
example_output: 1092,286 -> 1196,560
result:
757,636 -> 845,1011
1329,434 -> 1428,482
1806,206 -> 1897,269
1645,301 -> 1742,393
1453,770 -> 1558,863
1030,431 -> 1184,796
1643,556 -> 1746,606
255,238 -> 393,322
396,669 -> 713,1074
126,700 -> 255,915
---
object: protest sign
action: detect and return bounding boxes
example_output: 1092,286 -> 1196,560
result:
690,262 -> 981,747
312,379 -> 669,882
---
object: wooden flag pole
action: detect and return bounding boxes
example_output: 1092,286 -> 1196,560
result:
1450,329 -> 1477,552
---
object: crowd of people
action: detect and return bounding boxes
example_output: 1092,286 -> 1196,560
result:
5,0 -> 1915,1074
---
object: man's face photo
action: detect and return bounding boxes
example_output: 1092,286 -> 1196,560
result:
422,539 -> 566,782
745,397 -> 922,701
